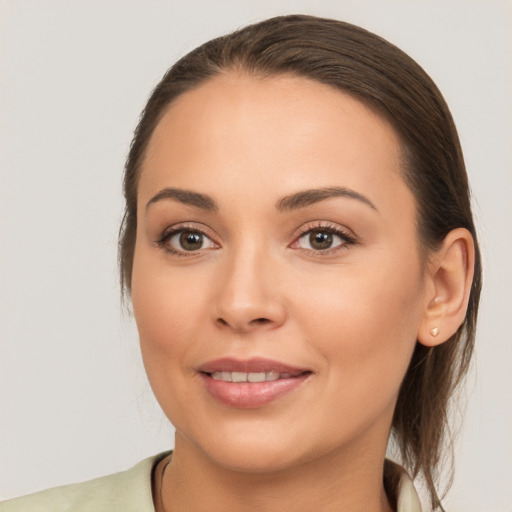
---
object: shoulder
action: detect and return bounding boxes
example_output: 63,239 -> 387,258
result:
0,452 -> 170,512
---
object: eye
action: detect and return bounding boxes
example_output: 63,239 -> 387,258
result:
292,224 -> 356,253
297,230 -> 343,250
159,228 -> 217,254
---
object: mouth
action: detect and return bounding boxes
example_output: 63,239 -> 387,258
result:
209,370 -> 297,383
197,357 -> 312,409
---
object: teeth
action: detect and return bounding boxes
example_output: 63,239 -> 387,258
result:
231,371 -> 246,383
248,372 -> 266,383
265,371 -> 280,381
210,371 -> 292,383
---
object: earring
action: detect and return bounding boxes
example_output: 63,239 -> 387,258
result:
430,327 -> 439,337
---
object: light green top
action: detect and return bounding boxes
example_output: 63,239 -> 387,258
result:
0,453 -> 168,512
0,453 -> 422,511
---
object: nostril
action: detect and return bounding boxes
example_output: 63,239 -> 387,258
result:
215,316 -> 273,329
253,318 -> 270,324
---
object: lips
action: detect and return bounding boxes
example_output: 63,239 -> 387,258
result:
198,357 -> 311,409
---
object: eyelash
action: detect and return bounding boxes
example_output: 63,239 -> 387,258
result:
155,223 -> 216,257
155,221 -> 357,257
292,222 -> 357,255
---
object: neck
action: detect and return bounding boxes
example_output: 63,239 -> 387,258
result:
160,432 -> 393,512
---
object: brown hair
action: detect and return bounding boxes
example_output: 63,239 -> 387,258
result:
119,14 -> 481,510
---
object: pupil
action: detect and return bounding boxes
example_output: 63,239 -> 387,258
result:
180,231 -> 203,251
310,231 -> 332,250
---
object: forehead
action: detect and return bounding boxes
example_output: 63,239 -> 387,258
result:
139,72 -> 412,218
145,72 -> 401,162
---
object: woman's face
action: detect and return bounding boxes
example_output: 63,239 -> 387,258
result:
132,74 -> 429,471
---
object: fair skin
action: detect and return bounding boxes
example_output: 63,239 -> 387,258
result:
131,73 -> 474,512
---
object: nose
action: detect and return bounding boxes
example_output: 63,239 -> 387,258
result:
213,245 -> 287,333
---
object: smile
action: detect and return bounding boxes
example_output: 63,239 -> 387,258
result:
198,357 -> 312,408
210,371 -> 293,382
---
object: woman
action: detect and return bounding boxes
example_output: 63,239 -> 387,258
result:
1,14 -> 481,512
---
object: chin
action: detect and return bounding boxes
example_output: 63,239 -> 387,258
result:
180,416 -> 346,476
176,419 -> 310,473
204,442 -> 303,474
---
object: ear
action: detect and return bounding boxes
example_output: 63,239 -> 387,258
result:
418,228 -> 475,347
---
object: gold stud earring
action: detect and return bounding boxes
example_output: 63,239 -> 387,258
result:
430,327 -> 439,337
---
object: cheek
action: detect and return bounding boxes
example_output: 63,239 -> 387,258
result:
131,238 -> 209,344
297,260 -> 424,416
130,247 -> 207,408
133,277 -> 201,348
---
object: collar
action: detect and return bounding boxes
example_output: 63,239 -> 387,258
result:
384,459 -> 422,512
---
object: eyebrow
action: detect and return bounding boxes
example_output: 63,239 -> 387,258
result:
145,185 -> 377,214
276,186 -> 378,212
146,188 -> 218,211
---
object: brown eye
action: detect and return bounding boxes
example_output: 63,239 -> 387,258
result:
180,231 -> 203,251
309,231 -> 333,250
296,229 -> 345,251
167,230 -> 215,252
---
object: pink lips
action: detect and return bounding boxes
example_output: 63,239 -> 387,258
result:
198,357 -> 311,409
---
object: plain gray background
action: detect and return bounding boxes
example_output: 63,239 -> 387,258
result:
1,1 -> 511,510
